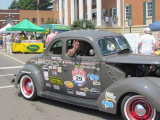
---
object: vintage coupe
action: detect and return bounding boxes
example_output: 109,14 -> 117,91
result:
14,30 -> 160,120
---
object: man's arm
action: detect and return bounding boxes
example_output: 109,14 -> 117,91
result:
67,40 -> 79,57
67,48 -> 77,56
46,35 -> 49,46
153,43 -> 156,55
138,42 -> 142,54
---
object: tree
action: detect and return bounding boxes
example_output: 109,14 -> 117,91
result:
70,19 -> 95,30
8,0 -> 18,9
9,0 -> 53,10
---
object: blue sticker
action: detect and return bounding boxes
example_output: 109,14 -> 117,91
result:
87,74 -> 99,80
102,99 -> 114,109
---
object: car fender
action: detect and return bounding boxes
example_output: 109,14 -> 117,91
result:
97,77 -> 160,114
15,64 -> 45,96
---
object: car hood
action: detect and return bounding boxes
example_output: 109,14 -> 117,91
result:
105,53 -> 160,64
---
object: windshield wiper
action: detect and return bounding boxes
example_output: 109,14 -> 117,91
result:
118,48 -> 131,54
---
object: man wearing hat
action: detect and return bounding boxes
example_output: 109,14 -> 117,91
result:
138,27 -> 156,55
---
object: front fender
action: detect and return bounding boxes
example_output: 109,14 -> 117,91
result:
15,64 -> 45,96
97,77 -> 160,114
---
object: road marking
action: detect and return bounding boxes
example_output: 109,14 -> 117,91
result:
0,66 -> 23,70
0,74 -> 14,77
0,85 -> 14,89
0,51 -> 25,64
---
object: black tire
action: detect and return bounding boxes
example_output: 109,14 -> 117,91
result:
20,75 -> 37,100
121,94 -> 160,120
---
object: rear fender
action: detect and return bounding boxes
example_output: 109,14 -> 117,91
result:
97,77 -> 160,114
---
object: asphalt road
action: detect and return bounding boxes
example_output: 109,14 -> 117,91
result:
0,49 -> 123,120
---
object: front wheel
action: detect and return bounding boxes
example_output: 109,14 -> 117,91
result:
20,75 -> 37,100
121,94 -> 160,120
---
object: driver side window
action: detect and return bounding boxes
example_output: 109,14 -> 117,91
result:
66,40 -> 94,56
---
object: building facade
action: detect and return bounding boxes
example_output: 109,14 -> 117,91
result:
53,0 -> 160,27
0,10 -> 53,28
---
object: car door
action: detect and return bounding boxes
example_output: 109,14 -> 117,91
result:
42,39 -> 64,93
62,39 -> 102,98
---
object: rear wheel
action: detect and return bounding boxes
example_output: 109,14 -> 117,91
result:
121,94 -> 160,120
20,75 -> 37,100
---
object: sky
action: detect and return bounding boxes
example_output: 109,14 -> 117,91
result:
0,0 -> 13,9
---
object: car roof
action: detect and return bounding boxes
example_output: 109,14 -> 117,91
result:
53,30 -> 121,41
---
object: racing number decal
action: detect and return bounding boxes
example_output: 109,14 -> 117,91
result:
76,75 -> 83,81
72,68 -> 86,87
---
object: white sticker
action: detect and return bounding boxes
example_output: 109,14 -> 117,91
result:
53,85 -> 60,90
93,80 -> 101,85
57,67 -> 62,73
44,71 -> 49,80
76,91 -> 86,96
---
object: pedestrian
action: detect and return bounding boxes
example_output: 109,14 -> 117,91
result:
46,30 -> 56,46
138,27 -> 156,55
2,34 -> 6,49
113,14 -> 118,27
6,33 -> 12,54
110,16 -> 113,27
105,16 -> 109,26
0,34 -> 2,49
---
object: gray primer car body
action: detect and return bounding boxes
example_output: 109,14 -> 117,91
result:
15,30 -> 160,116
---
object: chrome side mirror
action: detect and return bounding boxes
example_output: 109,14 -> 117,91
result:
89,49 -> 95,56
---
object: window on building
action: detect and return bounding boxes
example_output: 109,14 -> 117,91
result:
56,1 -> 59,11
112,8 -> 116,17
110,8 -> 116,17
41,18 -> 44,23
92,0 -> 96,4
147,2 -> 152,17
24,18 -> 29,20
48,18 -> 51,21
32,18 -> 37,23
62,0 -> 65,9
125,6 -> 130,19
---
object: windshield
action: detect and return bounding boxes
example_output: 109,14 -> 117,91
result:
97,36 -> 131,55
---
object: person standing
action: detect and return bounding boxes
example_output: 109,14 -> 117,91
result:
6,33 -> 12,54
138,27 -> 156,55
0,34 -> 2,49
2,34 -> 6,49
46,30 -> 56,46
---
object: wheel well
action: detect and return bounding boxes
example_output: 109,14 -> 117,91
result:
18,74 -> 32,84
117,92 -> 138,114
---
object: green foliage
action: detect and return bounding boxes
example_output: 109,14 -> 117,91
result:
9,0 -> 53,10
70,19 -> 95,30
8,0 -> 18,9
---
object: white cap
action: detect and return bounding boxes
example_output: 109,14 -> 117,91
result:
144,27 -> 151,33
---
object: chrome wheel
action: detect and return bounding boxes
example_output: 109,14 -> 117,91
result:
123,95 -> 156,120
20,75 -> 37,100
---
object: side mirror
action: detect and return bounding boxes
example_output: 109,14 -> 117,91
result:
89,49 -> 95,56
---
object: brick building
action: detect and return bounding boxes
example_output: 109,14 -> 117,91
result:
53,0 -> 160,27
0,9 -> 53,28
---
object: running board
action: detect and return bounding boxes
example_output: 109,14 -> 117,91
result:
41,91 -> 98,110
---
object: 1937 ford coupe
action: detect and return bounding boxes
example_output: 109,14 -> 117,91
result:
14,30 -> 160,120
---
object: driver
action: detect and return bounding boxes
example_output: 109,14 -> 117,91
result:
67,40 -> 88,57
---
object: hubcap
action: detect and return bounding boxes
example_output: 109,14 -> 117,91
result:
134,104 -> 146,116
23,78 -> 33,95
124,96 -> 155,120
